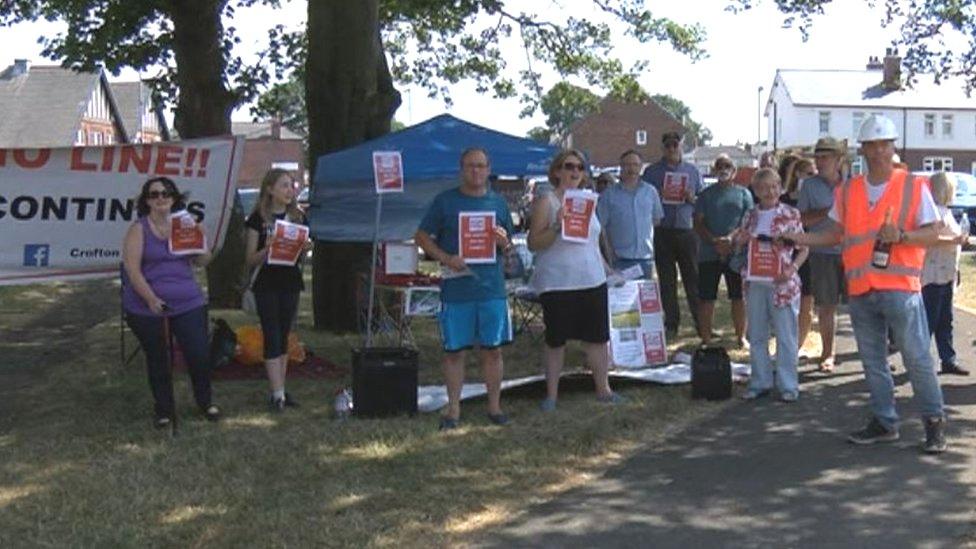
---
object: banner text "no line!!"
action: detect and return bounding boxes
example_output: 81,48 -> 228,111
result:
0,145 -> 213,178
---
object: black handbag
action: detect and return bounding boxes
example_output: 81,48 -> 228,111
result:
691,346 -> 732,401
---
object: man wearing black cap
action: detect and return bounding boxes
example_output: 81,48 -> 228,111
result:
642,131 -> 703,338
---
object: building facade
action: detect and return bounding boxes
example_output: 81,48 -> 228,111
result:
562,97 -> 686,167
765,51 -> 976,175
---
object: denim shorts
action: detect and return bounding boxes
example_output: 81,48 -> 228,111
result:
438,298 -> 512,352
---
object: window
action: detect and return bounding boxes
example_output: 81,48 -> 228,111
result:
924,113 -> 936,137
852,112 -> 864,139
923,156 -> 954,171
75,130 -> 85,145
942,114 -> 954,138
635,129 -> 647,146
106,132 -> 114,145
818,111 -> 831,134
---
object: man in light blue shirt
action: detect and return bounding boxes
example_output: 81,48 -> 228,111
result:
642,131 -> 703,337
597,150 -> 664,278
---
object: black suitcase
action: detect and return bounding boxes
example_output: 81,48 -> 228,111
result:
691,346 -> 732,400
351,347 -> 419,417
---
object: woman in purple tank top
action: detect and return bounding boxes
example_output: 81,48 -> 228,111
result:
122,176 -> 220,428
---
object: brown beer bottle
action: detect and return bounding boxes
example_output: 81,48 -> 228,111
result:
871,207 -> 894,269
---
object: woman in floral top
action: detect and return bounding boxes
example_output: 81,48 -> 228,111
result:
733,168 -> 809,402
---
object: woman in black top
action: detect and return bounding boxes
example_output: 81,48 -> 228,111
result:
245,168 -> 309,411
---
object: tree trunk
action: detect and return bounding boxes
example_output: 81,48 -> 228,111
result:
306,0 -> 401,332
168,0 -> 245,308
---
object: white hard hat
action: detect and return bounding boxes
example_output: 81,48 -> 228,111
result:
857,114 -> 899,143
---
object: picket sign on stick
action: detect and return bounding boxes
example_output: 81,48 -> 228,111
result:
366,151 -> 404,347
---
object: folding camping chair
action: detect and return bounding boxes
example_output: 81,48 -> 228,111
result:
509,284 -> 543,341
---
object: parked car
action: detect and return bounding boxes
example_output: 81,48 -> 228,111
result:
236,188 -> 259,217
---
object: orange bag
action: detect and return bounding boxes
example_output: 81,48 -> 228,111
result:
233,325 -> 306,366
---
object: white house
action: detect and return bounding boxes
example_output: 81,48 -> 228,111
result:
764,50 -> 976,175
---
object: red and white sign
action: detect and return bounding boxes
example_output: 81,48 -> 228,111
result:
0,137 -> 243,286
661,172 -> 689,205
458,211 -> 496,264
561,189 -> 597,243
372,151 -> 404,194
642,331 -> 668,365
638,281 -> 662,314
746,238 -> 782,282
267,219 -> 310,266
168,210 -> 206,255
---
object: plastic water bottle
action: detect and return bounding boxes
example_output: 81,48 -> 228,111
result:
960,212 -> 970,242
333,388 -> 352,420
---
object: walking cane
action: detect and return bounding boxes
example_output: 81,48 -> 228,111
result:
161,304 -> 177,436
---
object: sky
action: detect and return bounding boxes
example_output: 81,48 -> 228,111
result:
0,1 -> 923,145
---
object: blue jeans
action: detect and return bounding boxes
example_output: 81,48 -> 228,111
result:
613,257 -> 655,279
922,282 -> 957,367
746,284 -> 799,397
848,290 -> 945,429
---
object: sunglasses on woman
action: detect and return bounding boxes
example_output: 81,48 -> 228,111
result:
147,190 -> 173,199
562,162 -> 585,172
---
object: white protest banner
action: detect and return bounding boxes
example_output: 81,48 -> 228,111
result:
0,137 -> 244,285
561,189 -> 597,243
372,151 -> 404,194
608,280 -> 668,368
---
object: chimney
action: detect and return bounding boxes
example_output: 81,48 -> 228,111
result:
11,59 -> 29,77
865,56 -> 883,70
882,48 -> 901,90
270,116 -> 282,140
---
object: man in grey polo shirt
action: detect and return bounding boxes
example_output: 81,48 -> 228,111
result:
643,131 -> 702,337
597,149 -> 664,278
798,136 -> 847,372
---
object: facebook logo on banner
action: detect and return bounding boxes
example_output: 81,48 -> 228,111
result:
23,244 -> 50,267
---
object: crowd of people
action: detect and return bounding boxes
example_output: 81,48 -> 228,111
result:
122,114 -> 962,454
414,114 -> 961,454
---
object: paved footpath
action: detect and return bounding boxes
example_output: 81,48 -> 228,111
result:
478,309 -> 976,548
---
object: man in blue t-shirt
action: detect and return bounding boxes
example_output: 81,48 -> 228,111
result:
694,155 -> 754,347
415,147 -> 515,431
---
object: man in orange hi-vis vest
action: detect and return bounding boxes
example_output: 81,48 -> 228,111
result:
786,114 -> 947,454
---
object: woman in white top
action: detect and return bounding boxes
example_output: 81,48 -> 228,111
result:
528,149 -> 623,411
922,172 -> 969,375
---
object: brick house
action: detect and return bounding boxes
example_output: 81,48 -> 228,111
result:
0,59 -> 127,147
765,50 -> 976,175
562,97 -> 686,167
231,119 -> 305,188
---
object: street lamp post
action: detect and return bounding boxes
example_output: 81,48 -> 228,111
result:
757,85 -> 764,146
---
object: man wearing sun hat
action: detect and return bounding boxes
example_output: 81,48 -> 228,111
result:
797,136 -> 848,373
786,114 -> 948,453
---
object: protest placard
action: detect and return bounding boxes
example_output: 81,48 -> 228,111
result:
561,189 -> 597,243
168,210 -> 206,255
661,171 -> 689,205
267,219 -> 309,266
746,237 -> 781,282
372,151 -> 404,194
458,211 -> 496,264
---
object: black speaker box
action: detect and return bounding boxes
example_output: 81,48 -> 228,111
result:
351,347 -> 419,417
691,346 -> 732,401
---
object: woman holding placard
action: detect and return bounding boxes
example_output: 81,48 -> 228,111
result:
528,149 -> 623,411
733,168 -> 808,402
245,168 -> 310,412
122,176 -> 220,428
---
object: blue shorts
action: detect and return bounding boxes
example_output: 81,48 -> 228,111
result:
438,298 -> 513,352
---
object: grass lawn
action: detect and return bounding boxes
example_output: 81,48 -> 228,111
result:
0,272 -> 748,546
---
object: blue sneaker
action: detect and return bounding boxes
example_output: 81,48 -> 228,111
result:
487,413 -> 510,426
539,398 -> 557,412
439,416 -> 460,431
741,389 -> 770,401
